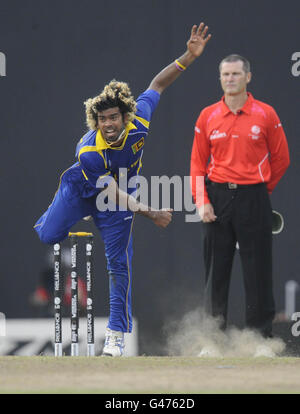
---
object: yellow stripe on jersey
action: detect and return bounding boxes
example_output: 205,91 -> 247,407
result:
78,145 -> 108,169
99,171 -> 112,179
137,159 -> 143,174
78,145 -> 98,155
81,169 -> 88,180
135,116 -> 149,129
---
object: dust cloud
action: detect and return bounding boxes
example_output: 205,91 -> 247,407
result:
164,308 -> 286,357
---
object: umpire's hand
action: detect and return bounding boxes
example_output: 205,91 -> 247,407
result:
199,203 -> 217,223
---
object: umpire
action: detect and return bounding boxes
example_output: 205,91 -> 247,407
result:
190,54 -> 290,339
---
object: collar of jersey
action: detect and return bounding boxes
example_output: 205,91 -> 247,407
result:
96,121 -> 137,151
221,92 -> 253,115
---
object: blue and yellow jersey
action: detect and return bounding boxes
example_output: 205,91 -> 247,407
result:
65,89 -> 160,198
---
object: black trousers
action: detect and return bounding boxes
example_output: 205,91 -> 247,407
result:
203,180 -> 275,337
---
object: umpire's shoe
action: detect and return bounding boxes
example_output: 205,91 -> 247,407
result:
102,328 -> 125,357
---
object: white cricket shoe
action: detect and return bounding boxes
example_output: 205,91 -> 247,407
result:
253,344 -> 275,358
102,328 -> 125,357
198,345 -> 222,358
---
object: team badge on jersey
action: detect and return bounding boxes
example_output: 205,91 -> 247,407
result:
131,137 -> 144,154
249,125 -> 261,140
251,125 -> 261,135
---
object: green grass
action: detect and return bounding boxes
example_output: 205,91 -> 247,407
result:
0,356 -> 299,394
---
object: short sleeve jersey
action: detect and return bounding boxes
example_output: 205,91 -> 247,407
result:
190,93 -> 290,207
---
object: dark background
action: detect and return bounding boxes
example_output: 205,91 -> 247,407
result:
0,0 -> 299,355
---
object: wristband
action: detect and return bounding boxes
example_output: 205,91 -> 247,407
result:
174,59 -> 186,72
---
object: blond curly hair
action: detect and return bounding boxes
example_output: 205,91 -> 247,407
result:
84,80 -> 137,130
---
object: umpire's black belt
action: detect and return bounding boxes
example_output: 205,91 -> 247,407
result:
207,180 -> 264,190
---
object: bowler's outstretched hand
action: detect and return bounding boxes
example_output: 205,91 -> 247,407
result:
187,22 -> 211,58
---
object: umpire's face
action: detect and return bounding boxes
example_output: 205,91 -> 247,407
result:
97,107 -> 128,145
220,61 -> 251,96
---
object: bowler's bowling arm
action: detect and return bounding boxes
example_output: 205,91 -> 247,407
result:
106,178 -> 172,228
